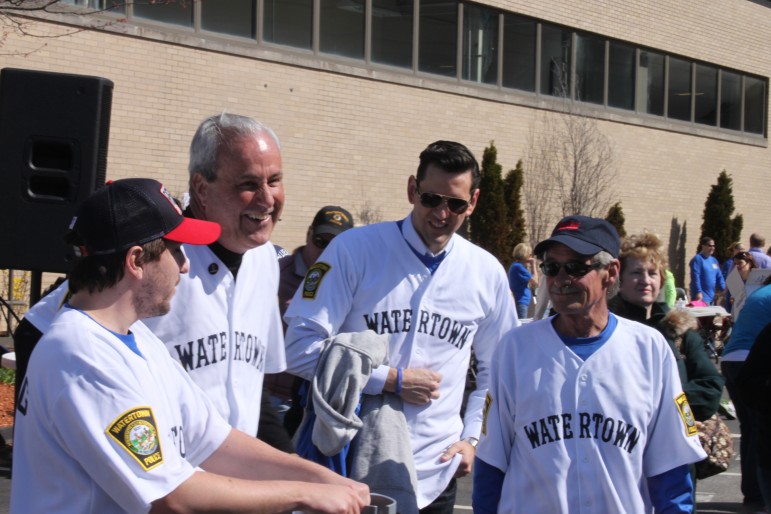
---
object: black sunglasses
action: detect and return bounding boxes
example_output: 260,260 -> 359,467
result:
312,235 -> 332,249
416,187 -> 470,215
540,260 -> 602,278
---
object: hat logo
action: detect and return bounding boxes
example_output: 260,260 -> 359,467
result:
556,220 -> 580,231
159,184 -> 182,215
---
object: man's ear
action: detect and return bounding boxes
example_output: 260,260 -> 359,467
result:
407,176 -> 418,206
465,188 -> 481,216
604,259 -> 621,287
124,246 -> 145,280
190,173 -> 207,208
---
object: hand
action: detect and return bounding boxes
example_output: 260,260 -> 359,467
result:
439,439 -> 476,478
399,368 -> 441,405
298,482 -> 370,513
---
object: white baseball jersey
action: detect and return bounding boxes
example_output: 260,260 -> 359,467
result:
143,242 -> 287,435
11,307 -> 232,514
476,315 -> 707,514
284,216 -> 518,507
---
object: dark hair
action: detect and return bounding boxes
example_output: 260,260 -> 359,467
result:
68,238 -> 168,294
416,141 -> 480,193
700,236 -> 714,246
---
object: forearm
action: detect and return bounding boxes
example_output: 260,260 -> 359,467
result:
203,429 -> 346,485
152,472 -> 366,514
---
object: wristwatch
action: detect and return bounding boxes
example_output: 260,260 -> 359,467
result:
464,436 -> 479,448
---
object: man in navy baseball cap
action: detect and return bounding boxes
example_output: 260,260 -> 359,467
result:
533,215 -> 620,259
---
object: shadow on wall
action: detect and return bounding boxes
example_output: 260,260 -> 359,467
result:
669,217 -> 688,289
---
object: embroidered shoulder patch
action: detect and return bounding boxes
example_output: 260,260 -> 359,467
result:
302,262 -> 331,300
482,392 -> 493,436
106,407 -> 163,471
674,393 -> 698,436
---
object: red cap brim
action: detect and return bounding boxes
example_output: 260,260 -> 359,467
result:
164,217 -> 221,246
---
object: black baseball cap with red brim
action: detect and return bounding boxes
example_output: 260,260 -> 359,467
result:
66,178 -> 221,256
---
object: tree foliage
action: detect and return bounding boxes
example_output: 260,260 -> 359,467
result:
502,159 -> 527,268
700,170 -> 743,263
469,142 -> 517,265
605,202 -> 626,239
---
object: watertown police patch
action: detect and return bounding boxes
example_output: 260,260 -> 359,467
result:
106,407 -> 164,471
675,393 -> 698,436
302,262 -> 331,299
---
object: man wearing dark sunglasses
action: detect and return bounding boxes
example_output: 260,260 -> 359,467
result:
284,140 -> 518,513
474,215 -> 707,514
689,236 -> 725,304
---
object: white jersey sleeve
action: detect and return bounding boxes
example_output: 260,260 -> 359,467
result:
11,309 -> 231,514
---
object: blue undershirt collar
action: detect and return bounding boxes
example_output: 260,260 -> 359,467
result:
65,303 -> 144,358
554,313 -> 618,360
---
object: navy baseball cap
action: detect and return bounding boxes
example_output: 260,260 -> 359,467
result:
312,206 -> 354,237
66,178 -> 221,256
534,215 -> 620,258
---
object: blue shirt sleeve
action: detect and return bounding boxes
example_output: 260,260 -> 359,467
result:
472,457 -> 505,514
647,464 -> 694,513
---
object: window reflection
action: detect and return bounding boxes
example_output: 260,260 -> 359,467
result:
576,34 -> 605,104
264,0 -> 312,49
320,0 -> 365,59
502,14 -> 535,92
372,0 -> 414,68
202,0 -> 255,39
668,56 -> 691,121
419,0 -> 459,77
462,4 -> 498,85
541,24 -> 571,97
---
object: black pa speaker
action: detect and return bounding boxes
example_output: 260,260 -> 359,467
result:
0,68 -> 113,273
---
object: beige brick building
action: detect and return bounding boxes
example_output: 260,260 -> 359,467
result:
0,0 -> 768,293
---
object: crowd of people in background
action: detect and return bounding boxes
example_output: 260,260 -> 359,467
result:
8,112 -> 771,513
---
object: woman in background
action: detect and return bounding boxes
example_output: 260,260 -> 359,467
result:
608,231 -> 725,502
507,243 -> 538,319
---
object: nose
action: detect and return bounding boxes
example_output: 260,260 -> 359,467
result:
251,183 -> 275,208
180,258 -> 190,274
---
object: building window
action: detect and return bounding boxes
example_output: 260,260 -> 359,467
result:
133,1 -> 193,27
637,50 -> 665,116
575,33 -> 605,104
501,14 -> 535,92
668,56 -> 692,122
745,76 -> 766,135
201,0 -> 255,39
462,4 -> 498,85
371,0 -> 414,68
419,0 -> 458,77
263,0 -> 313,49
608,41 -> 635,110
320,0 -> 365,59
540,23 -> 571,97
719,70 -> 742,131
694,64 -> 718,126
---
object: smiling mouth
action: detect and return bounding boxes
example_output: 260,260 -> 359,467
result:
244,213 -> 271,222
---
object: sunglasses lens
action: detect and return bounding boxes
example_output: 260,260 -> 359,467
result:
419,192 -> 443,209
541,261 -> 595,277
419,191 -> 468,213
446,198 -> 469,214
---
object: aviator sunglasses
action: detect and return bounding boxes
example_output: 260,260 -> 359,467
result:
540,260 -> 602,278
416,187 -> 470,214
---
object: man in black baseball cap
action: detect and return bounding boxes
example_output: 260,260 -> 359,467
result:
12,177 -> 370,513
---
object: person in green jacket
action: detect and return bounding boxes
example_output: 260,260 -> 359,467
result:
608,231 -> 725,503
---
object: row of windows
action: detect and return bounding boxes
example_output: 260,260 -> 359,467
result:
66,0 -> 767,137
